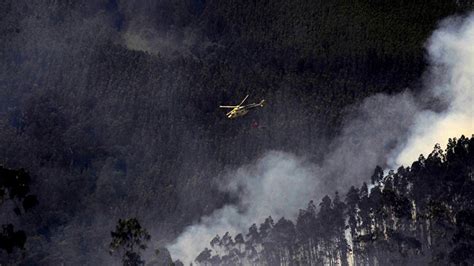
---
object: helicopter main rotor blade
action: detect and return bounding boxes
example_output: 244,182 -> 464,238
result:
219,106 -> 238,108
239,95 -> 249,106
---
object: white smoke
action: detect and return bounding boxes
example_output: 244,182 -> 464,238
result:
167,152 -> 317,264
167,13 -> 474,264
392,14 -> 474,166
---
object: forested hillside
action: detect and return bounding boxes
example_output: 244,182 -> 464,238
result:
0,0 -> 473,264
194,136 -> 474,265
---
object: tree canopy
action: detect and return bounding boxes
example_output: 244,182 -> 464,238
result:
109,218 -> 151,266
194,135 -> 474,265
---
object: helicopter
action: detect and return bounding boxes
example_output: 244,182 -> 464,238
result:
219,95 -> 265,119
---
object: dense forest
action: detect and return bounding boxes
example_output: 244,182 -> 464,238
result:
0,0 -> 473,264
193,136 -> 474,265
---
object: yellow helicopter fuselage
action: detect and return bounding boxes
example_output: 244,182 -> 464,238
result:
227,107 -> 249,119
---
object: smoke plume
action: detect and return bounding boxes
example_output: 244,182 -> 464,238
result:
391,14 -> 474,166
167,13 -> 474,264
168,152 -> 318,263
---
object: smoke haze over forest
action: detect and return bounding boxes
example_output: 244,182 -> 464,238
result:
168,13 -> 474,264
0,1 -> 473,265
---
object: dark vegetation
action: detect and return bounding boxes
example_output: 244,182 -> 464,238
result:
108,218 -> 177,266
109,218 -> 151,266
194,135 -> 474,265
0,167 -> 38,264
0,0 -> 473,264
